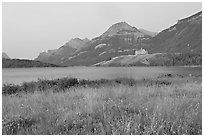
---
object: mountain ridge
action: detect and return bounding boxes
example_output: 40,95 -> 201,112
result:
35,11 -> 202,67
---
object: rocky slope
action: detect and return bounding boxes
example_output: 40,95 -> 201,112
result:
145,11 -> 202,54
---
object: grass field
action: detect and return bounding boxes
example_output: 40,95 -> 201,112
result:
2,74 -> 202,135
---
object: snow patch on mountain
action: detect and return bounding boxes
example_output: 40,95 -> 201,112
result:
99,52 -> 106,56
95,43 -> 107,49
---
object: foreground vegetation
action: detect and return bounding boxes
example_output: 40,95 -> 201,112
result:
2,76 -> 173,96
2,74 -> 202,135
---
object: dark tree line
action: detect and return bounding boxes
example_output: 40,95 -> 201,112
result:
2,58 -> 61,68
149,53 -> 202,66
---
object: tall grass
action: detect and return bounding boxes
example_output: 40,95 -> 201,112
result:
2,81 -> 202,135
2,77 -> 173,95
3,73 -> 194,96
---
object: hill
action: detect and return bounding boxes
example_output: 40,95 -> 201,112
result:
2,58 -> 61,68
92,52 -> 201,67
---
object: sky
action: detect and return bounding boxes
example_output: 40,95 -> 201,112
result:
2,2 -> 202,59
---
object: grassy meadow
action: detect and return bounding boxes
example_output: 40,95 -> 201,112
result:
2,74 -> 202,135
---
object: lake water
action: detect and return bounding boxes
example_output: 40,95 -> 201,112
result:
2,67 -> 202,85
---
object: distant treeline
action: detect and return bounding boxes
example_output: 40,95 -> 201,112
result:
173,53 -> 202,66
2,58 -> 61,68
131,53 -> 202,66
154,53 -> 201,66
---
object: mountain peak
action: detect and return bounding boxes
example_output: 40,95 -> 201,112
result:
101,21 -> 139,38
111,21 -> 131,27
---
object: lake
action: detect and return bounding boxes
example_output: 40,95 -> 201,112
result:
2,66 -> 202,85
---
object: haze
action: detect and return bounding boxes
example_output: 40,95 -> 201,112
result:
2,2 -> 202,59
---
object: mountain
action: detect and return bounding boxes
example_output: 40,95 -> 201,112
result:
54,22 -> 155,66
35,22 -> 154,66
138,28 -> 158,37
35,38 -> 89,65
145,11 -> 202,54
34,11 -> 202,67
2,52 -> 10,59
2,58 -> 61,68
100,22 -> 145,38
82,38 -> 90,43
